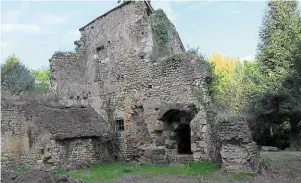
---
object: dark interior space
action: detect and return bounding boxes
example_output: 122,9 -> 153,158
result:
176,123 -> 192,154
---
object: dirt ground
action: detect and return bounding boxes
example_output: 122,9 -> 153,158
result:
111,151 -> 301,183
2,151 -> 301,183
1,169 -> 81,183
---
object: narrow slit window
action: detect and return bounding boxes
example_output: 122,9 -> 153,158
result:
116,119 -> 124,131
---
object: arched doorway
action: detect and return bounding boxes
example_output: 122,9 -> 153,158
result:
157,104 -> 197,155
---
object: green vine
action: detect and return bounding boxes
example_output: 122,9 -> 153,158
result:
151,9 -> 172,56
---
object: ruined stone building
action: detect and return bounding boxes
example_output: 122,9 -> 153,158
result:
49,0 -> 212,163
1,96 -> 116,170
1,1 -> 259,172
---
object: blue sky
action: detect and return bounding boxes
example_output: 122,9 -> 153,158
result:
1,0 -> 269,70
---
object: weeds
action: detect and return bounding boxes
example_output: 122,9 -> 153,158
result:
15,167 -> 28,175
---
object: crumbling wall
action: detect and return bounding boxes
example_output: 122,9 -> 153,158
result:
216,116 -> 260,173
145,53 -> 211,161
49,52 -> 89,107
1,97 -> 115,171
1,101 -> 41,170
48,1 -> 212,163
150,9 -> 185,59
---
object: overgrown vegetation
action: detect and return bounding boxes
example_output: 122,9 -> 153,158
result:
103,95 -> 121,160
30,67 -> 51,92
151,9 -> 172,58
253,0 -> 301,150
1,55 -> 51,94
55,162 -> 220,183
188,0 -> 301,150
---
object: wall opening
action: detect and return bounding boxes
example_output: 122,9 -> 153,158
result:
160,108 -> 195,155
116,119 -> 124,131
95,45 -> 105,59
176,123 -> 192,154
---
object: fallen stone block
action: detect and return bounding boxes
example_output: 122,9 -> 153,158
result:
261,146 -> 278,152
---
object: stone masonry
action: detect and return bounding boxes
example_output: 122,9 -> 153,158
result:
216,116 -> 260,172
49,1 -> 212,163
0,1 -> 260,172
1,96 -> 115,170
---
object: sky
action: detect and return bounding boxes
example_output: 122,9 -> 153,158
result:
1,0 -> 269,70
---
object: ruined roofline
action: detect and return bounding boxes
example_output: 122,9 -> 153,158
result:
79,1 -> 154,31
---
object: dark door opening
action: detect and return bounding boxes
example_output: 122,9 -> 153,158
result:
176,124 -> 192,154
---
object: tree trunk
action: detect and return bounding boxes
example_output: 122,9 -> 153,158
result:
290,119 -> 301,150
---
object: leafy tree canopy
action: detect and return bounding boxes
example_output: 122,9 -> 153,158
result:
1,55 -> 35,94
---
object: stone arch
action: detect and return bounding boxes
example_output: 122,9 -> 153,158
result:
157,103 -> 198,155
157,103 -> 197,121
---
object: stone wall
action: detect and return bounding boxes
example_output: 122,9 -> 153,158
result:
1,97 -> 115,171
1,101 -> 40,170
2,1 -> 259,172
49,137 -> 115,170
216,116 -> 260,173
49,1 -> 213,163
49,52 -> 89,107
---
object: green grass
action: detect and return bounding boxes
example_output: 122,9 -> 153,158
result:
262,156 -> 273,165
232,172 -> 255,179
56,161 -> 220,183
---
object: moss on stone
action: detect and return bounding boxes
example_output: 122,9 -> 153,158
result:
151,9 -> 173,57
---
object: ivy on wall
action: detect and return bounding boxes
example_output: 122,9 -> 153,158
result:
151,9 -> 172,57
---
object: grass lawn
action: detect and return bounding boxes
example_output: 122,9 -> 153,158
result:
54,161 -> 220,183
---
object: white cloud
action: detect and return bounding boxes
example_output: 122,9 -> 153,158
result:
2,23 -> 41,34
40,14 -> 70,25
240,55 -> 255,62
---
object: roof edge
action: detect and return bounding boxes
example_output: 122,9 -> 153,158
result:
79,1 -> 154,31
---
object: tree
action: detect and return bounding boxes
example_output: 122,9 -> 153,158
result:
255,0 -> 301,149
31,67 -> 51,92
257,0 -> 301,76
207,53 -> 239,107
1,55 -> 35,94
